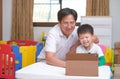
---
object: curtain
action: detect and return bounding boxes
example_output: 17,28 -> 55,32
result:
11,0 -> 34,40
86,0 -> 109,16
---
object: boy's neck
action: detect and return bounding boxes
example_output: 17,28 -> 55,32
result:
84,43 -> 93,51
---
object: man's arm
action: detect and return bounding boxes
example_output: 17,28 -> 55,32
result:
68,40 -> 81,54
45,51 -> 66,68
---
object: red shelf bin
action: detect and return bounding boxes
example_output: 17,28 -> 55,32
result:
7,40 -> 37,46
0,44 -> 15,79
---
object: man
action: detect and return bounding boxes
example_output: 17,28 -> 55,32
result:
37,8 -> 99,68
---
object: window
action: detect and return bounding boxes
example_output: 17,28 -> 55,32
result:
33,0 -> 86,26
33,0 -> 60,22
62,0 -> 86,22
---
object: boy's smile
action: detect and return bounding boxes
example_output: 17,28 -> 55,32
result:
79,33 -> 93,50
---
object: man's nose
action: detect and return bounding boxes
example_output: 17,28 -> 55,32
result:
67,24 -> 72,29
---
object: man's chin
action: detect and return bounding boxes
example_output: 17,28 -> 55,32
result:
66,32 -> 72,36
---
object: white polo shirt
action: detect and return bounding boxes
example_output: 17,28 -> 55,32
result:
37,24 -> 78,60
76,43 -> 104,57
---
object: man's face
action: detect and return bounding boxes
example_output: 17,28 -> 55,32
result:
59,14 -> 76,37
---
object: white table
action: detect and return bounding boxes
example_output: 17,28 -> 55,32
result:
16,62 -> 112,79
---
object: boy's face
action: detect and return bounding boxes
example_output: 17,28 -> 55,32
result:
79,33 -> 93,48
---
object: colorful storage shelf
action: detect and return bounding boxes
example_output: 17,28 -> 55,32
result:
0,40 -> 7,44
0,44 -> 15,79
20,46 -> 36,68
7,40 -> 43,69
12,46 -> 22,71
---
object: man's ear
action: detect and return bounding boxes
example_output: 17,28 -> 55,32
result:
58,21 -> 61,24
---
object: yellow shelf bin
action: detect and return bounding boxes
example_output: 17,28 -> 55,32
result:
20,46 -> 37,68
0,40 -> 7,44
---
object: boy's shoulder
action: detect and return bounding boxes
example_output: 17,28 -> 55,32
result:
92,43 -> 103,51
93,43 -> 100,48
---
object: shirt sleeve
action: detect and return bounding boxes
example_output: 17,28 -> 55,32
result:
45,32 -> 56,53
76,45 -> 83,53
97,46 -> 104,57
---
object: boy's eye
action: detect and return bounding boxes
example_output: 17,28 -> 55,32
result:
85,36 -> 89,38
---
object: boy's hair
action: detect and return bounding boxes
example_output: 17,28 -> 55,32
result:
57,8 -> 77,22
77,24 -> 94,36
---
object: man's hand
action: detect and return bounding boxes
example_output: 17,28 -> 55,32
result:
93,35 -> 99,44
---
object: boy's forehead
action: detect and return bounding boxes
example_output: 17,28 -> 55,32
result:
79,32 -> 93,36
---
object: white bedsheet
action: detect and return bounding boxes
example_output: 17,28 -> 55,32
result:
16,62 -> 112,79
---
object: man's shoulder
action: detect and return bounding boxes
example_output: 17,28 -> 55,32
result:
72,26 -> 79,36
49,24 -> 60,33
74,26 -> 78,30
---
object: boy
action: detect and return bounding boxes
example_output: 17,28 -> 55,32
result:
76,24 -> 106,66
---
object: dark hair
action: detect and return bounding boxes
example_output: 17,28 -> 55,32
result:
77,24 -> 94,36
57,8 -> 77,22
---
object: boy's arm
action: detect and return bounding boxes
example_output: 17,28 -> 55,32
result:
99,56 -> 106,66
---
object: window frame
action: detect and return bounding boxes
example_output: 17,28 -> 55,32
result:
33,22 -> 80,27
33,0 -> 81,27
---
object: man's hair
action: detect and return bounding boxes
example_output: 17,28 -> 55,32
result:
57,8 -> 77,22
77,24 -> 94,36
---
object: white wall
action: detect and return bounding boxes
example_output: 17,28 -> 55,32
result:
2,0 -> 12,40
2,0 -> 120,47
110,0 -> 120,47
34,27 -> 52,41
